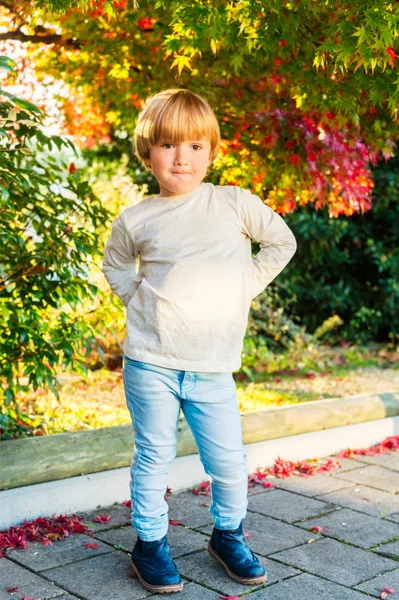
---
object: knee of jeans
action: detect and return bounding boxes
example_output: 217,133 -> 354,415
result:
205,457 -> 247,486
134,443 -> 177,474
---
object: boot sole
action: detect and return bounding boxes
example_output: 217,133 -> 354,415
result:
130,559 -> 183,593
207,541 -> 268,585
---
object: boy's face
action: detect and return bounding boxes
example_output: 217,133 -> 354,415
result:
145,138 -> 212,197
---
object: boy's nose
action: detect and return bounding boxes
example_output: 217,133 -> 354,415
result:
174,156 -> 188,165
174,150 -> 189,165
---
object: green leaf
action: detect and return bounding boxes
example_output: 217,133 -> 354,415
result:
241,365 -> 255,382
230,54 -> 244,73
0,55 -> 16,74
5,388 -> 15,406
0,90 -> 44,115
352,26 -> 367,46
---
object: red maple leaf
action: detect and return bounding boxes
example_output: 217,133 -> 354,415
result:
309,525 -> 323,533
380,588 -> 395,599
92,514 -> 111,523
191,480 -> 211,496
288,153 -> 300,167
137,17 -> 154,30
5,587 -> 19,593
386,48 -> 397,63
168,519 -> 182,526
39,539 -> 53,546
84,542 -> 100,549
123,500 -> 132,507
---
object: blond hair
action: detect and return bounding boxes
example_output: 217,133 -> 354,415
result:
133,89 -> 220,172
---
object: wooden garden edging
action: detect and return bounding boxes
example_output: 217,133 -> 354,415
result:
1,391 -> 399,491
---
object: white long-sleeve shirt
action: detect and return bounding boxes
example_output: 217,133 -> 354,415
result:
102,181 -> 297,372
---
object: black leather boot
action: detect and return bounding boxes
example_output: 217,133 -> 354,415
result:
131,534 -> 183,593
207,521 -> 267,585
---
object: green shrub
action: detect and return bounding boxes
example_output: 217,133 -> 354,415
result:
0,56 -> 111,416
280,155 -> 399,345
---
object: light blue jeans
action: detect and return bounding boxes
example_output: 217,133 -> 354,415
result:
122,356 -> 248,541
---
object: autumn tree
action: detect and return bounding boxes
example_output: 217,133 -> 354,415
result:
1,0 -> 399,216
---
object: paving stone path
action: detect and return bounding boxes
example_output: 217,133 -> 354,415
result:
2,452 -> 399,599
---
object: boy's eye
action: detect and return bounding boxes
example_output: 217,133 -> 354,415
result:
160,143 -> 202,150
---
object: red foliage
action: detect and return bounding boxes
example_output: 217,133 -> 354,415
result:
264,456 -> 341,479
226,107 -> 375,216
0,514 -> 89,557
337,435 -> 399,458
137,17 -> 156,30
92,514 -> 111,523
386,48 -> 397,65
191,480 -> 211,496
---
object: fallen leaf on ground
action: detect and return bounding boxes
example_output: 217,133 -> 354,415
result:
39,539 -> 53,546
309,526 -> 323,533
191,480 -> 211,496
92,514 -> 111,523
5,587 -> 19,593
168,519 -> 182,526
84,543 -> 100,549
380,588 -> 395,598
0,514 -> 89,556
338,436 -> 399,458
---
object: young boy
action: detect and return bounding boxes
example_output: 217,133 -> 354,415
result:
102,88 -> 297,594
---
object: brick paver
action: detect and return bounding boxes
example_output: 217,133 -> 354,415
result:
2,450 -> 399,599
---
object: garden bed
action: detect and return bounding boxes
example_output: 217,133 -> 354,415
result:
3,345 -> 399,440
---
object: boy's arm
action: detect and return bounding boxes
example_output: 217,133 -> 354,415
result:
238,187 -> 297,300
102,213 -> 140,307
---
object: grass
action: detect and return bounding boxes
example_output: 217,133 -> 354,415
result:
2,343 -> 399,439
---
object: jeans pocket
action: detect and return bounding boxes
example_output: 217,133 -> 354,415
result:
124,355 -> 146,367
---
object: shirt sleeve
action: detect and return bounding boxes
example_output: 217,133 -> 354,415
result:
238,187 -> 297,300
102,212 -> 141,307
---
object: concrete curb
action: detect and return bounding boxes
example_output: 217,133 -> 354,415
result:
1,415 -> 398,529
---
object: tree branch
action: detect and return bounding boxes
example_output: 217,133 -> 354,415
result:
0,27 -> 82,48
0,0 -> 16,9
